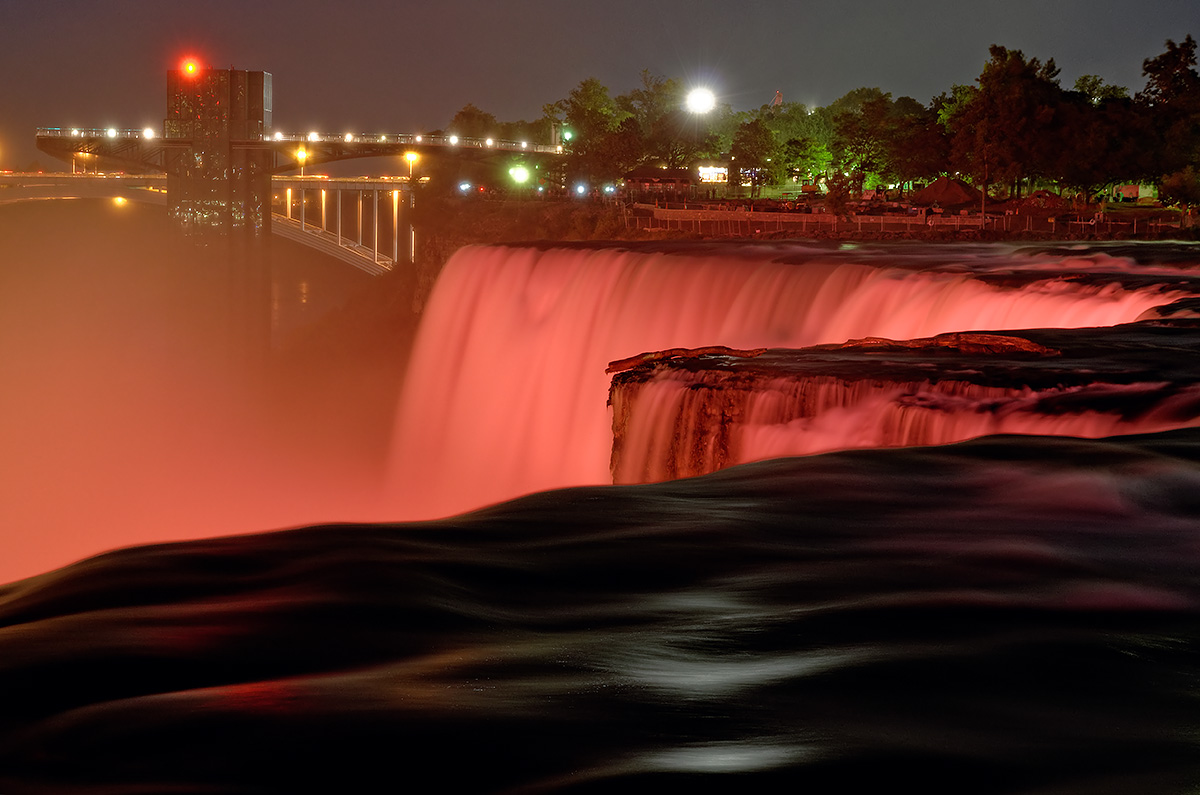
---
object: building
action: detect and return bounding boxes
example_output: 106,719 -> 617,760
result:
164,64 -> 273,235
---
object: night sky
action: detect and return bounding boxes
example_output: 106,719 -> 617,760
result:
1,0 -> 1196,169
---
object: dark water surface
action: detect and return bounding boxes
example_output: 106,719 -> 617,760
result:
3,430 -> 1200,793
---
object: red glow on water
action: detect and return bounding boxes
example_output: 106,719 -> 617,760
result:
387,245 -> 1188,520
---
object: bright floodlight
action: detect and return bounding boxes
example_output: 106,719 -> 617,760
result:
509,166 -> 530,184
142,127 -> 155,139
106,128 -> 117,138
686,87 -> 716,114
274,131 -> 283,140
308,132 -> 319,142
449,135 -> 459,145
344,133 -> 354,142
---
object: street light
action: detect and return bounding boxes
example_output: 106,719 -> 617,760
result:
404,151 -> 419,181
686,87 -> 716,114
296,148 -> 307,176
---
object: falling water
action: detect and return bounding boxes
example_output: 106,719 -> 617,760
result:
389,242 -> 1193,518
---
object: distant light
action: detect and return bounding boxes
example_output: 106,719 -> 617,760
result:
308,132 -> 319,142
404,151 -> 419,164
449,135 -> 459,145
182,58 -> 200,77
520,141 -> 528,149
274,131 -> 283,140
106,128 -> 117,138
415,135 -> 423,143
142,127 -> 155,139
458,181 -> 471,191
71,129 -> 80,137
603,185 -> 615,194
485,138 -> 494,147
509,166 -> 530,184
296,149 -> 308,162
344,133 -> 354,142
686,87 -> 716,114
112,197 -> 128,207
562,130 -> 573,141
556,145 -> 563,153
379,135 -> 387,142
575,184 -> 586,195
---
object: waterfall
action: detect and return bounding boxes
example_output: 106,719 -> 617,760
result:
388,243 -> 1190,518
610,373 -> 1200,483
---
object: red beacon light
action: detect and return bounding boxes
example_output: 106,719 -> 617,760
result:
181,58 -> 201,77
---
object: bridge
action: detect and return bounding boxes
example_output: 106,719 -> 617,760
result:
35,126 -> 562,177
25,62 -> 565,358
0,172 -> 415,275
32,64 -> 564,253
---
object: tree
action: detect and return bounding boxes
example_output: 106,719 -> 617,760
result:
1136,36 -> 1200,177
888,99 -> 949,189
832,93 -> 894,193
447,104 -> 498,139
779,136 -> 823,183
1138,35 -> 1200,107
946,45 -> 1065,198
1073,75 -> 1128,104
730,118 -> 778,195
613,70 -> 720,169
545,78 -> 631,181
1161,164 -> 1200,202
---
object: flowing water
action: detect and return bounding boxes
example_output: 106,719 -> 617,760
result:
5,223 -> 1200,793
388,241 -> 1198,517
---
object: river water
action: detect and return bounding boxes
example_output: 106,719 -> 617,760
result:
3,202 -> 1200,792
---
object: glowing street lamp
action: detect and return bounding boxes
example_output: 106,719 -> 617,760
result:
509,165 -> 530,184
686,87 -> 716,114
296,148 -> 307,176
404,151 -> 419,181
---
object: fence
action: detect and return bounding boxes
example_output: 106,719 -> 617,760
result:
624,203 -> 1183,238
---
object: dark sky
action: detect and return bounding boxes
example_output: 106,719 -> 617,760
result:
2,0 -> 1196,169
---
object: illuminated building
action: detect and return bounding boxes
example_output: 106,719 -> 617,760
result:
164,62 -> 273,236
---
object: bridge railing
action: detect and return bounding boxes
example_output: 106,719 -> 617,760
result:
37,127 -> 151,139
271,131 -> 561,153
39,127 -> 563,154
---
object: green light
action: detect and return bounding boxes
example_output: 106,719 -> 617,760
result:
563,130 -> 573,141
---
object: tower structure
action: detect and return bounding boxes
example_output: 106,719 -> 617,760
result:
164,63 -> 274,237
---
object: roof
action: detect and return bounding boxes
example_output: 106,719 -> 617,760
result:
912,176 -> 982,207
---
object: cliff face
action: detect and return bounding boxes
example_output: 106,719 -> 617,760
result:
608,327 -> 1200,484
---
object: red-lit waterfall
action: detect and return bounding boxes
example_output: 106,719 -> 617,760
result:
388,243 -> 1193,518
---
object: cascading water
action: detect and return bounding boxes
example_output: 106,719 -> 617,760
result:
388,242 -> 1193,518
610,369 -> 1200,483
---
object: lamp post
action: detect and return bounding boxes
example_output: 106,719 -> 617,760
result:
404,151 -> 418,182
297,148 -> 307,177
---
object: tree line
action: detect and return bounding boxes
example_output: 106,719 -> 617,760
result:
439,36 -> 1200,206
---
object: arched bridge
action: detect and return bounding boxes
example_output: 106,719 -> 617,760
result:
0,172 -> 412,275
